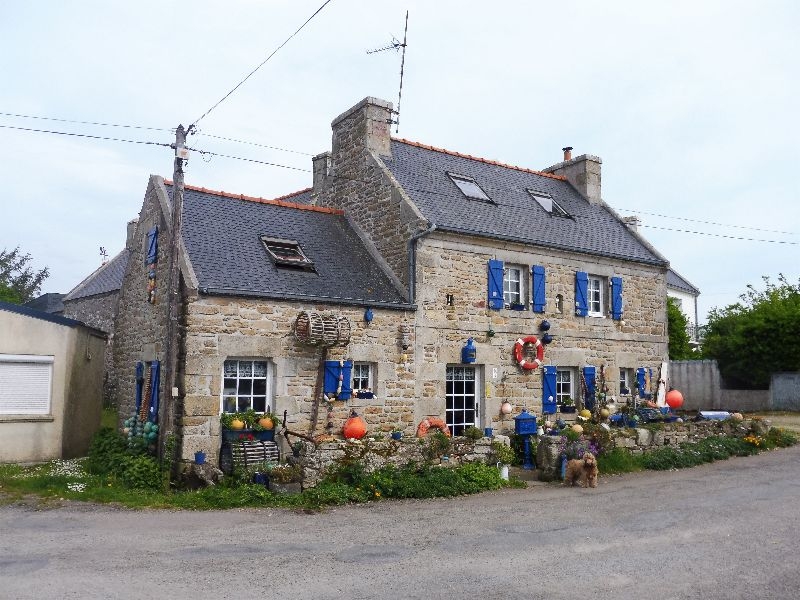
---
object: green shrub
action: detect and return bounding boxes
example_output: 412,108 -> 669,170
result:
596,448 -> 644,474
463,426 -> 484,441
85,428 -> 129,475
765,427 -> 798,448
118,455 -> 162,490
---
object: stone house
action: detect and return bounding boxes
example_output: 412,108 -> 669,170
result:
107,96 -> 670,464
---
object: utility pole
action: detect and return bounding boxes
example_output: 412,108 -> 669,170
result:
160,124 -> 188,458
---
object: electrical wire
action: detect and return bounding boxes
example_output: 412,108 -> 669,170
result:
612,206 -> 796,236
639,224 -> 797,245
190,0 -> 333,128
189,147 -> 311,173
0,124 -> 172,148
0,111 -> 171,132
195,132 -> 313,156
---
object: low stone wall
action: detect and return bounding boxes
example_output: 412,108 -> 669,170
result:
536,418 -> 770,481
296,435 -> 501,488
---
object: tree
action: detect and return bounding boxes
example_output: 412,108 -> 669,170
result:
0,247 -> 50,304
702,275 -> 800,389
667,296 -> 694,360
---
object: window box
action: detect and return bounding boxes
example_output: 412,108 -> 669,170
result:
222,428 -> 275,443
356,390 -> 375,399
509,302 -> 526,311
559,405 -> 577,414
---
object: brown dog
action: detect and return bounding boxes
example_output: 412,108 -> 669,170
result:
564,452 -> 598,488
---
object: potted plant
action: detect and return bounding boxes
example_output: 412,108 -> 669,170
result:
390,427 -> 403,441
509,302 -> 526,311
291,440 -> 304,457
220,409 -> 282,443
463,425 -> 484,441
560,397 -> 576,413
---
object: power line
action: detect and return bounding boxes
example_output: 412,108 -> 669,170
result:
0,124 -> 172,148
196,132 -> 313,156
0,111 -> 170,132
613,206 -> 796,236
190,0 -> 333,128
639,224 -> 798,245
190,147 -> 311,173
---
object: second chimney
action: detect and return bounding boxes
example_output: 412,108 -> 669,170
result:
562,146 -> 573,162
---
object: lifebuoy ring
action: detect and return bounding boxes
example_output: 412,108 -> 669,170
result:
416,417 -> 451,437
514,336 -> 544,370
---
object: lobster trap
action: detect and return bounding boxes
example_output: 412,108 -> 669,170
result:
293,311 -> 351,347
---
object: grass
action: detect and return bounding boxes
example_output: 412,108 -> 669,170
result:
100,407 -> 119,429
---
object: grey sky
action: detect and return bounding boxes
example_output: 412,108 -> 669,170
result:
1,1 -> 797,321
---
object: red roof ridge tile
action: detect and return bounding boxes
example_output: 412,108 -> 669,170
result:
161,181 -> 341,215
391,138 -> 567,181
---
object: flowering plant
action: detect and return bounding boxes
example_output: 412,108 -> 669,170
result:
557,435 -> 600,460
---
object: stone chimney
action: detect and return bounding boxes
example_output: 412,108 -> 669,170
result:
622,215 -> 641,232
543,149 -> 602,205
126,218 -> 139,250
331,96 -> 393,160
312,151 -> 331,191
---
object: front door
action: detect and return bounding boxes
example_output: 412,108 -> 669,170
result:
446,365 -> 479,436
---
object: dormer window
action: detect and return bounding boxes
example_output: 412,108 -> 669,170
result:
447,172 -> 493,203
528,189 -> 569,217
261,236 -> 314,271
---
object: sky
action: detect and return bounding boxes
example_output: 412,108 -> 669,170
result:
1,1 -> 798,322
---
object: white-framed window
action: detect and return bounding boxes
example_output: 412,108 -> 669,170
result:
221,359 -> 272,414
446,365 -> 480,436
527,189 -> 569,217
447,172 -> 492,203
0,354 -> 53,415
556,368 -> 575,405
503,265 -> 524,307
351,362 -> 372,391
619,368 -> 634,396
587,275 -> 605,317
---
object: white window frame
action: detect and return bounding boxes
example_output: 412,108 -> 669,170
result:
0,354 -> 53,415
351,362 -> 373,392
619,368 -> 634,396
587,275 -> 605,317
447,172 -> 492,203
503,265 -> 524,308
446,365 -> 482,435
220,359 -> 273,414
556,368 -> 575,405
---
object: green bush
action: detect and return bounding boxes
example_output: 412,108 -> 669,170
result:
765,427 -> 798,448
118,455 -> 162,490
596,448 -> 644,474
85,428 -> 130,475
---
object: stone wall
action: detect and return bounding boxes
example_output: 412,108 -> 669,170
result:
63,291 -> 119,407
181,294 -> 414,463
110,176 -> 173,424
412,233 -> 667,427
536,419 -> 767,480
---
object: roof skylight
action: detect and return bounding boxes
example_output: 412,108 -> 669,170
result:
528,189 -> 569,217
261,236 -> 315,271
447,172 -> 493,203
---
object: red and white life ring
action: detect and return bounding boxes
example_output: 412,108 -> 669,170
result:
513,336 -> 544,370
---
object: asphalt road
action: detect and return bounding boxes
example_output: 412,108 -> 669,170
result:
2,446 -> 799,600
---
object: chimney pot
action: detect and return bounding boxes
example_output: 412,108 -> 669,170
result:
562,146 -> 573,162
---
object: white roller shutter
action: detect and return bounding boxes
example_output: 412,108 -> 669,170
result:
0,355 -> 53,415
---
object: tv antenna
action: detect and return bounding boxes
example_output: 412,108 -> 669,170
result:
366,10 -> 409,133
99,246 -> 108,265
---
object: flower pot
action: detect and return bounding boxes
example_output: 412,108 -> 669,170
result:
222,428 -> 275,443
499,464 -> 509,480
391,431 -> 403,440
560,406 -> 576,414
194,451 -> 206,465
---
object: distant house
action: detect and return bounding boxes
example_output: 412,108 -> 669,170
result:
0,301 -> 106,462
666,268 -> 701,347
62,226 -> 132,406
100,96 -> 672,466
24,293 -> 65,315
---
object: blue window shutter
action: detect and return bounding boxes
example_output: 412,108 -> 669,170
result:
488,259 -> 504,310
532,265 -> 546,313
323,361 -> 340,396
575,271 -> 588,317
636,367 -> 646,398
145,227 -> 158,265
340,361 -> 353,400
611,276 -> 623,320
135,362 -> 144,414
149,360 -> 160,423
583,366 -> 596,411
542,365 -> 557,414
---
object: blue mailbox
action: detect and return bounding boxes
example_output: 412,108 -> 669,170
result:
514,409 -> 537,436
461,337 -> 477,364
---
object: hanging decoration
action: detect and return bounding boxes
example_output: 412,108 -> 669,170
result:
145,226 -> 158,304
513,336 -> 545,371
343,410 -> 367,439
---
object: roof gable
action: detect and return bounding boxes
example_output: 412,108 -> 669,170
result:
666,268 -> 700,295
383,139 -> 667,266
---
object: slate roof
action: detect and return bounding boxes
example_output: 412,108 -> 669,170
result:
64,249 -> 130,301
0,300 -> 105,336
24,293 -> 65,314
666,268 -> 700,295
171,184 -> 409,308
383,139 -> 667,266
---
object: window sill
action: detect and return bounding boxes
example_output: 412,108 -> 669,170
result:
0,414 -> 55,423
